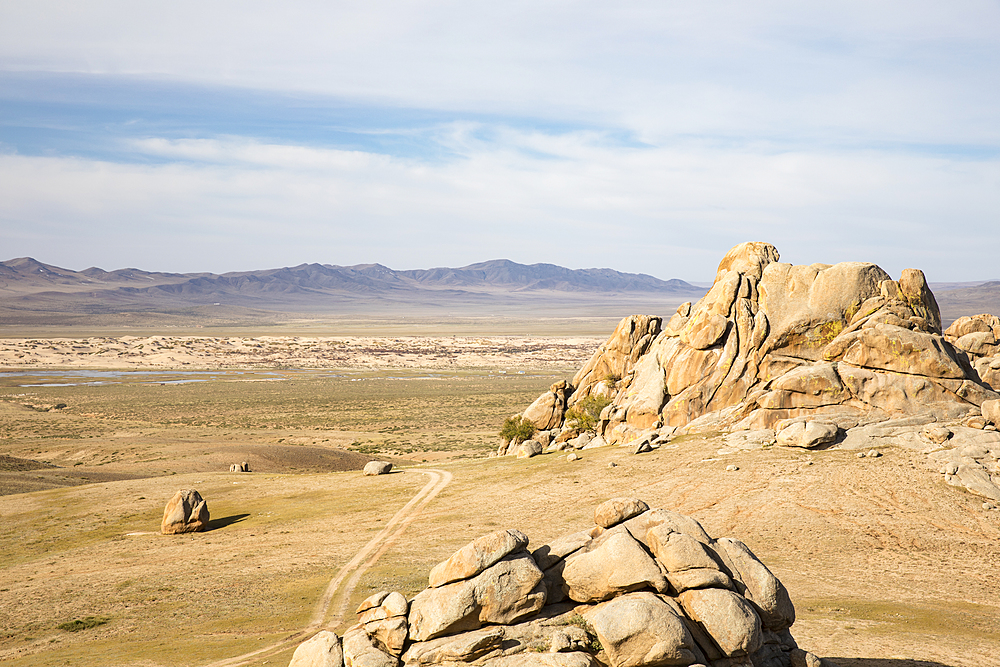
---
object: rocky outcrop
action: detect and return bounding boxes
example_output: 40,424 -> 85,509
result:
944,314 -> 1000,391
519,242 -> 998,442
289,499 -> 829,667
230,461 -> 251,473
161,489 -> 210,535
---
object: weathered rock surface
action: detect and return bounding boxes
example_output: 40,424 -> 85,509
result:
518,242 -> 998,443
583,592 -> 704,667
161,488 -> 210,534
364,461 -> 393,476
561,525 -> 668,603
289,631 -> 344,667
429,529 -> 530,588
408,552 -> 546,641
290,499 -> 827,667
594,497 -> 649,529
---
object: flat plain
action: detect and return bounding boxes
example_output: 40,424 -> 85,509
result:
1,324 -> 998,667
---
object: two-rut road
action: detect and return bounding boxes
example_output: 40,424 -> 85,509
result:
204,467 -> 453,667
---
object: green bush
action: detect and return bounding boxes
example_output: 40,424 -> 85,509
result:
564,395 -> 612,431
500,416 -> 536,444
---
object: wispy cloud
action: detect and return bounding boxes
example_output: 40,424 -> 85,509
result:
0,2 -> 998,278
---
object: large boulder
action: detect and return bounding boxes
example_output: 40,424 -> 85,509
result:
583,592 -> 705,667
408,552 -> 546,641
560,526 -> 668,603
429,529 -> 529,588
523,381 -> 570,430
289,631 -> 344,667
677,588 -> 762,658
161,489 -> 210,535
364,461 -> 393,476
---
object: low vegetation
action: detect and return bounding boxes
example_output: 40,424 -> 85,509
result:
499,415 -> 536,444
563,395 -> 611,431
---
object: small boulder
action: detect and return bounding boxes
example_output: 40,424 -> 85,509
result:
161,489 -> 210,535
982,399 -> 1000,426
517,440 -> 543,458
363,461 -> 393,476
922,425 -> 952,444
776,421 -> 839,449
594,497 -> 649,529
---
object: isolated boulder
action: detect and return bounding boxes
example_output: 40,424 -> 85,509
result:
364,461 -> 393,476
161,489 -> 210,535
775,421 -> 839,449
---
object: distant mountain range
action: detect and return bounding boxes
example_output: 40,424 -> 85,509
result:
0,257 -> 706,327
2,257 -> 995,329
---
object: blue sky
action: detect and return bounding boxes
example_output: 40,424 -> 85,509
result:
1,1 -> 998,281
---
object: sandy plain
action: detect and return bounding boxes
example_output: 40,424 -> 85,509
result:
1,331 -> 998,667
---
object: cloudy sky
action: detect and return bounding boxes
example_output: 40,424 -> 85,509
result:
1,1 -> 998,281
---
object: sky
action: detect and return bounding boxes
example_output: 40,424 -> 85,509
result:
1,1 -> 998,282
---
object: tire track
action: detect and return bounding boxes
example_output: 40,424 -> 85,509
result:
203,467 -> 452,667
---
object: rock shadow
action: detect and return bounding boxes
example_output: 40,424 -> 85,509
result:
829,659 -> 957,667
207,513 -> 250,531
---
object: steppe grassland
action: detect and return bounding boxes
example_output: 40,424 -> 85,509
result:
0,369 -> 561,473
4,434 -> 1000,667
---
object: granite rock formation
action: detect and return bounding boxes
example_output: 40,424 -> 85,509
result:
289,499 -> 831,667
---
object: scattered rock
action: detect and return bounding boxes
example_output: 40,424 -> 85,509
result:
866,450 -> 881,458
567,453 -> 580,462
230,461 -> 251,472
161,489 -> 210,535
364,461 -> 393,476
726,465 -> 739,471
922,425 -> 952,444
516,441 -> 543,459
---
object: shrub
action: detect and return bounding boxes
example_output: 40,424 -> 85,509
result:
58,617 -> 109,632
500,415 -> 536,444
564,395 -> 612,431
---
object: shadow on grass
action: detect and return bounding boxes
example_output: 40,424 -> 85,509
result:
830,659 -> 956,667
207,514 -> 250,531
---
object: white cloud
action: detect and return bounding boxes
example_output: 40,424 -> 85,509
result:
2,130 -> 997,279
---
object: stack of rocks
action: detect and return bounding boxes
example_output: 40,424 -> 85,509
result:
288,498 -> 831,667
